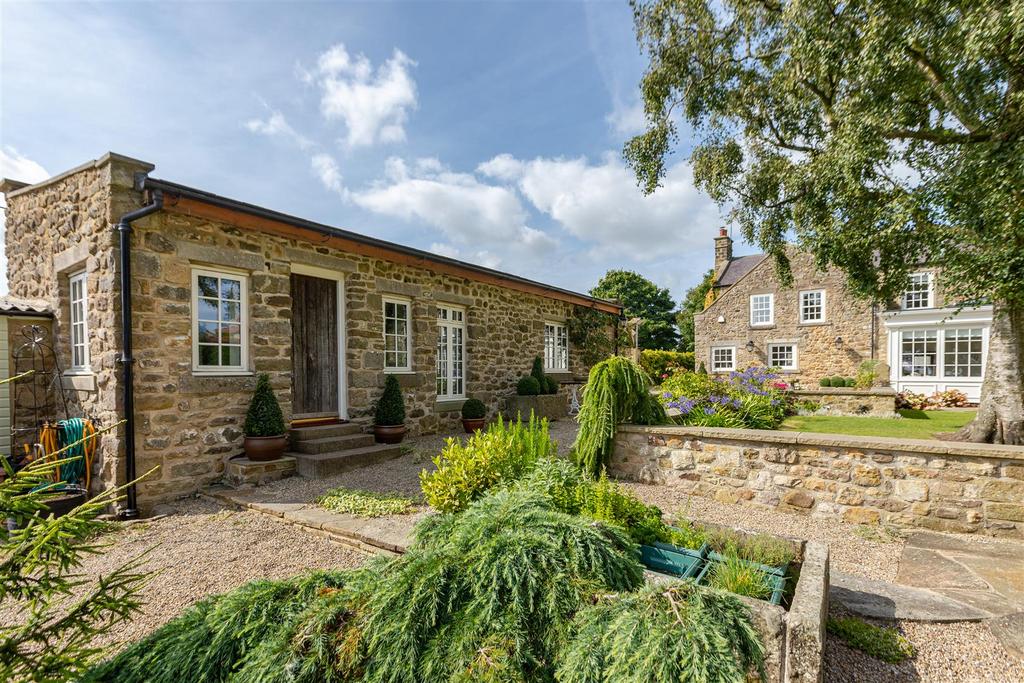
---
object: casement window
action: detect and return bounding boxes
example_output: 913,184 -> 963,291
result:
750,293 -> 774,326
711,346 -> 736,372
943,328 -> 983,378
900,329 -> 937,377
799,290 -> 825,323
192,268 -> 248,373
768,343 -> 797,371
903,273 -> 932,309
68,271 -> 90,372
383,298 -> 412,372
544,322 -> 568,371
436,306 -> 466,399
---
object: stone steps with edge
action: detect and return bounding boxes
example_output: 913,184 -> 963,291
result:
290,422 -> 363,441
287,443 -> 404,478
289,433 -> 375,454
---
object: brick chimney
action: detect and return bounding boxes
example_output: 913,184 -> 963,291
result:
714,227 -> 733,274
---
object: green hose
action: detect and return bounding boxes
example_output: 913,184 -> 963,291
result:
57,418 -> 87,485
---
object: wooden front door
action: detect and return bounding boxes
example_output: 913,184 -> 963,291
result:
291,273 -> 340,417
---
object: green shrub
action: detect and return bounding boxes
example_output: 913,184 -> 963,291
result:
420,415 -> 556,513
829,375 -> 845,388
819,377 -> 832,387
844,377 -> 856,387
705,554 -> 774,600
517,375 -> 541,395
544,375 -> 559,394
661,366 -> 789,431
374,374 -> 405,426
460,397 -> 486,419
576,472 -> 669,546
316,487 -> 414,517
244,373 -> 286,437
531,355 -> 547,385
639,349 -> 695,382
572,356 -> 666,477
666,519 -> 708,550
513,457 -> 588,514
827,617 -> 915,664
705,527 -> 796,567
556,582 -> 765,682
855,360 -> 880,389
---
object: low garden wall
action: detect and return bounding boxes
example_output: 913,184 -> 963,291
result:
792,387 -> 896,416
611,425 -> 1024,538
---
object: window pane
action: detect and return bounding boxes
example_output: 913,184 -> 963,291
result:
221,323 -> 241,344
198,276 -> 218,298
222,345 -> 241,367
198,322 -> 219,344
199,345 -> 219,366
220,278 -> 241,301
198,298 -> 219,320
221,301 -> 240,322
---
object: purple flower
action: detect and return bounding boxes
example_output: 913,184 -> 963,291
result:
703,406 -> 716,415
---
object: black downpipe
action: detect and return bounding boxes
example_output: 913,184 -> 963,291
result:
116,185 -> 163,519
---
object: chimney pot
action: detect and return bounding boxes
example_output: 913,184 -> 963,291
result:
719,227 -> 728,237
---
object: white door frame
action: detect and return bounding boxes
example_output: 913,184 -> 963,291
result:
289,263 -> 348,420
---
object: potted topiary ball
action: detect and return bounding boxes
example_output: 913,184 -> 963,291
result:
461,397 -> 487,433
243,373 -> 287,461
374,374 -> 407,444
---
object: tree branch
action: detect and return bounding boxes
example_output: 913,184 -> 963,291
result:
905,42 -> 985,133
881,127 -> 994,144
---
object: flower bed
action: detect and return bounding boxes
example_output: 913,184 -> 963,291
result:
659,366 -> 790,429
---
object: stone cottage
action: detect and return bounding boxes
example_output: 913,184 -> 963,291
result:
0,152 -> 620,512
694,228 -> 992,400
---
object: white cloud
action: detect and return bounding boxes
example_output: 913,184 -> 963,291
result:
244,109 -> 313,150
1,147 -> 50,294
310,43 -> 418,148
349,156 -> 557,268
479,152 -> 719,260
605,98 -> 646,137
311,153 -> 346,196
429,242 -> 460,259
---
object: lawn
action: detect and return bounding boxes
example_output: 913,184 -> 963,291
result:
780,409 -> 976,440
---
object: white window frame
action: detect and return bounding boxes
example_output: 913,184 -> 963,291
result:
903,272 -> 933,310
711,345 -> 736,372
68,270 -> 90,372
191,267 -> 249,375
942,327 -> 984,379
544,322 -> 569,372
436,305 -> 466,399
767,343 -> 798,371
899,329 -> 938,378
799,289 -> 826,324
750,293 -> 774,327
383,296 -> 413,373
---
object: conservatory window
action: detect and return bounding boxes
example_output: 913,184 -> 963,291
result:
900,329 -> 937,377
943,328 -> 983,378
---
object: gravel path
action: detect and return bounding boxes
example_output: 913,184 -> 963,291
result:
0,497 -> 366,654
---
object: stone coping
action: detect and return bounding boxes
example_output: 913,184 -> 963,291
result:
792,387 -> 896,397
617,424 -> 1024,461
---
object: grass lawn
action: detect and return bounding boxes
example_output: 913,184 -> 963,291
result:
780,409 -> 976,440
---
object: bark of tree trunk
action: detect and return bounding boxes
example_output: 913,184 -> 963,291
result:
953,299 -> 1024,444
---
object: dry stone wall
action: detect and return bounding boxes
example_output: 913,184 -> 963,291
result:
611,425 -> 1024,538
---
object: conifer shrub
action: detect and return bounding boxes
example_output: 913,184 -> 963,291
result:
829,375 -> 846,388
531,355 -> 547,384
544,375 -> 559,394
374,375 -> 405,426
460,397 -> 486,420
819,377 -> 832,387
243,373 -> 286,437
516,375 -> 541,396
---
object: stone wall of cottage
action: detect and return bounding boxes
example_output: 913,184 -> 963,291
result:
3,154 -> 153,497
694,249 -> 886,386
612,425 -> 1024,538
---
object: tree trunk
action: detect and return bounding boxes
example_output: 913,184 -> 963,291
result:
954,299 -> 1024,444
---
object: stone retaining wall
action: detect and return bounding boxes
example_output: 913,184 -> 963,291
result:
792,387 -> 896,416
611,425 -> 1024,537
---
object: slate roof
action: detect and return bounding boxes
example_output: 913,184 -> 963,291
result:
0,297 -> 53,317
716,254 -> 767,286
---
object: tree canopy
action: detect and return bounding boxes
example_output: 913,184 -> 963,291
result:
591,270 -> 679,350
626,0 -> 1024,442
676,269 -> 715,352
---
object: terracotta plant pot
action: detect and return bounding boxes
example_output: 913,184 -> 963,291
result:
373,424 -> 407,444
243,434 -> 287,462
461,418 -> 486,434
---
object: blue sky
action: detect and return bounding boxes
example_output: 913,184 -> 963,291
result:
1,1 -> 748,301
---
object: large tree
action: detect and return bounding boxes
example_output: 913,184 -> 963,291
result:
590,270 -> 679,350
676,269 -> 715,352
626,0 -> 1024,443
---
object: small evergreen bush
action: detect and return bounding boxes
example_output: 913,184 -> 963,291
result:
531,355 -> 546,383
544,375 -> 559,394
460,397 -> 486,419
243,373 -> 286,437
829,375 -> 845,388
819,377 -> 832,387
374,374 -> 405,426
517,375 -> 541,395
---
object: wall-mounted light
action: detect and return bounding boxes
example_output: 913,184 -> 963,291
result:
834,336 -> 843,348
745,340 -> 755,352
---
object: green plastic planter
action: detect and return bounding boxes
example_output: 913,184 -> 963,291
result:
638,542 -> 708,579
697,553 -> 788,605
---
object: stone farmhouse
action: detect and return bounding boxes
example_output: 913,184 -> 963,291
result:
694,228 -> 993,401
0,153 -> 620,511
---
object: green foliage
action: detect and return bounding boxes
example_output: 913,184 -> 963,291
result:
829,376 -> 845,388
555,582 -> 765,683
705,528 -> 796,568
374,374 -> 405,426
661,366 -> 789,430
855,360 -> 880,389
460,397 -> 486,420
704,555 -> 774,601
572,357 -> 666,477
1,424 -> 151,683
675,269 -> 715,352
567,306 -> 616,366
639,349 -> 695,383
819,377 -> 832,387
666,519 -> 708,551
576,472 -> 668,546
590,270 -> 679,350
420,415 -> 557,513
316,487 -> 414,517
544,375 -> 559,395
243,373 -> 285,437
531,355 -> 546,385
827,617 -> 915,664
516,375 -> 541,396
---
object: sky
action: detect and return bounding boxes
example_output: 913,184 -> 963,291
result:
0,0 -> 752,301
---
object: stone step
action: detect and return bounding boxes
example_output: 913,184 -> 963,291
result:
288,443 -> 404,478
290,433 -> 375,454
290,422 -> 363,441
